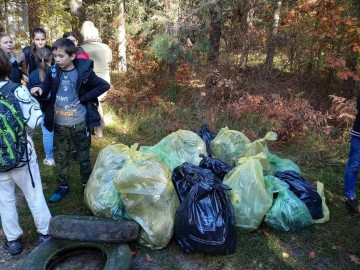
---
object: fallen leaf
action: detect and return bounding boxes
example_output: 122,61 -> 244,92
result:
282,252 -> 289,258
146,253 -> 153,262
309,251 -> 316,259
349,255 -> 360,265
261,230 -> 269,237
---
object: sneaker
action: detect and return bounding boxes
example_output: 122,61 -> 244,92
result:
37,234 -> 52,245
4,239 -> 23,255
49,186 -> 70,203
345,198 -> 360,214
43,158 -> 55,166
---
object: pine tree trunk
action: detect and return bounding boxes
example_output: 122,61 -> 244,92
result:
239,0 -> 256,68
27,0 -> 41,39
207,0 -> 223,65
265,0 -> 282,73
118,0 -> 127,72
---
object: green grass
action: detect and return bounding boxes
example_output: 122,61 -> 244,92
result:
16,77 -> 360,269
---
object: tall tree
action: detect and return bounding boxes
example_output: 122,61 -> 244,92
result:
118,0 -> 126,72
265,0 -> 282,73
207,0 -> 223,65
21,0 -> 29,36
239,0 -> 257,68
27,0 -> 41,38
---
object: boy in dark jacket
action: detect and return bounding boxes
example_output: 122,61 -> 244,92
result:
31,38 -> 110,203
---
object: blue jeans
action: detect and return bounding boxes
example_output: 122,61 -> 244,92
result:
41,118 -> 54,159
344,135 -> 360,199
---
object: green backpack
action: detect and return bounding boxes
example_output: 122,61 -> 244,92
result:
0,82 -> 27,172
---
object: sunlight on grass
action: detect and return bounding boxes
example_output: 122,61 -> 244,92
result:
103,106 -> 139,135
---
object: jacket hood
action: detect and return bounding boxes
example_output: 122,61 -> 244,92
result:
73,58 -> 94,79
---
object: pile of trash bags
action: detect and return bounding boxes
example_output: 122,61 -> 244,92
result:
84,125 -> 330,254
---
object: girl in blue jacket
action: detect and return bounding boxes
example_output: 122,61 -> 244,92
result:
28,47 -> 55,166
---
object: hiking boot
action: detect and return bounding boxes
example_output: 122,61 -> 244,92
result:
37,234 -> 52,245
43,158 -> 55,166
49,186 -> 70,203
4,239 -> 23,255
345,198 -> 360,214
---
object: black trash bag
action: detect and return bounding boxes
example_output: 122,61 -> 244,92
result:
274,170 -> 324,219
175,178 -> 237,254
199,154 -> 231,180
172,162 -> 222,202
196,124 -> 217,156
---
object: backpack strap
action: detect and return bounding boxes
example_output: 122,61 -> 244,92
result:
0,81 -> 21,96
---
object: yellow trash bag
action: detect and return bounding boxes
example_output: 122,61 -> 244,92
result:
140,129 -> 207,171
113,144 -> 180,249
224,153 -> 273,230
84,144 -> 131,220
236,131 -> 277,174
210,127 -> 251,166
314,181 -> 330,224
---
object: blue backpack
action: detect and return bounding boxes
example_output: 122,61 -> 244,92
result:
0,82 -> 27,172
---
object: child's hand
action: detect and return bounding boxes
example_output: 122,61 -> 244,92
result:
31,87 -> 43,96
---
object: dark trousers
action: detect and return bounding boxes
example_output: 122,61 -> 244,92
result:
54,121 -> 92,186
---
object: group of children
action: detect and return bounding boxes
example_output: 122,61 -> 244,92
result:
0,26 -> 110,255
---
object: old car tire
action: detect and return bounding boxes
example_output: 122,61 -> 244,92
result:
48,215 -> 139,243
17,238 -> 132,270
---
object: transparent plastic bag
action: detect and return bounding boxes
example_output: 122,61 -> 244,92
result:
140,129 -> 207,171
264,175 -> 314,231
210,127 -> 251,166
268,153 -> 301,174
84,144 -> 131,220
314,181 -> 330,224
113,144 -> 180,249
275,170 -> 323,219
223,153 -> 273,230
235,131 -> 277,175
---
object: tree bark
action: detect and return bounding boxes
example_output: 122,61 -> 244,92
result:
265,0 -> 282,73
3,0 -> 8,32
27,0 -> 41,39
207,0 -> 222,65
239,0 -> 256,68
118,0 -> 127,72
21,0 -> 29,36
